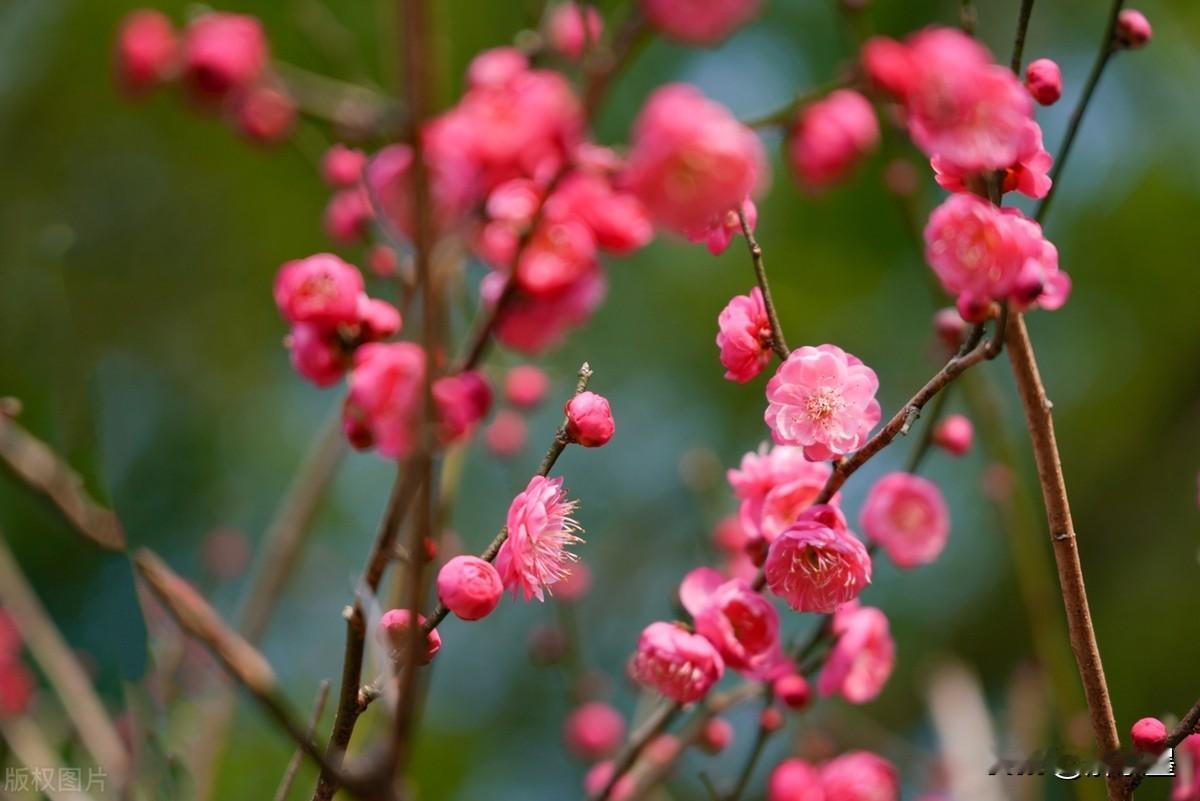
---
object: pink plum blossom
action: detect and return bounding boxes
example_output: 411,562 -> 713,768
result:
516,217 -> 597,296
687,199 -> 755,256
436,555 -> 503,621
342,343 -> 425,458
433,371 -> 492,445
321,144 -> 367,188
933,120 -> 1052,200
181,12 -> 268,101
679,568 -> 782,675
819,751 -> 899,801
764,344 -> 881,462
933,414 -> 973,456
547,3 -> 604,61
285,324 -> 345,387
505,365 -> 550,408
639,0 -> 761,45
565,391 -> 615,447
764,507 -> 871,613
547,171 -> 654,256
924,193 -> 1030,305
481,268 -> 605,355
717,287 -> 772,383
232,83 -> 295,144
377,609 -> 441,665
788,90 -> 880,190
1025,58 -> 1063,105
274,253 -> 364,328
496,476 -> 583,601
1116,10 -> 1152,49
565,702 -> 625,759
728,445 -> 834,545
859,472 -> 950,569
1173,734 -> 1200,801
1131,717 -> 1168,754
115,10 -> 177,96
625,84 -> 765,238
630,621 -> 724,703
485,410 -> 528,458
768,759 -> 824,801
818,603 -> 895,703
323,188 -> 372,244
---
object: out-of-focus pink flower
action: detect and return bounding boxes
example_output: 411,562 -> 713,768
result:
506,365 -> 550,408
0,663 -> 33,718
233,83 -> 295,144
687,199 -> 755,256
323,189 -> 372,244
646,734 -> 681,765
548,172 -> 654,256
639,0 -> 760,45
181,12 -> 268,101
433,371 -> 492,445
377,609 -> 441,665
1116,10 -> 1152,49
437,555 -> 503,621
516,218 -> 597,296
933,414 -> 973,456
274,253 -> 364,328
767,759 -> 824,801
367,245 -> 399,278
923,193 -> 1026,303
713,515 -> 750,555
859,472 -> 950,569
933,120 -> 1052,200
355,295 -> 402,340
342,342 -> 425,458
764,507 -> 871,613
555,560 -> 592,601
484,410 -> 528,458
862,36 -> 916,97
565,391 -> 615,447
788,90 -> 879,191
547,3 -> 604,61
818,603 -> 895,703
1024,58 -> 1062,105
565,702 -> 625,759
1131,717 -> 1169,754
322,144 -> 367,188
774,673 -> 811,709
728,445 -> 834,545
115,10 -> 177,95
496,476 -> 582,601
625,85 -> 765,238
819,751 -> 899,801
701,717 -> 734,754
630,621 -> 724,703
1173,734 -> 1200,801
481,268 -> 606,355
680,569 -> 781,675
584,761 -> 634,801
764,344 -> 881,462
286,324 -> 345,387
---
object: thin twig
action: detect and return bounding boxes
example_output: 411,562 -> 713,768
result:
0,533 -> 130,788
590,700 -> 682,801
0,413 -> 125,551
1035,0 -> 1126,224
274,681 -> 332,801
736,209 -> 789,360
724,694 -> 775,801
1010,0 -> 1037,73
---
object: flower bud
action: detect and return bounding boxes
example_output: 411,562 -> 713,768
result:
1115,10 -> 1152,49
565,391 -> 615,447
546,3 -> 604,62
436,555 -> 503,621
773,673 -> 811,709
700,717 -> 734,754
933,414 -> 974,456
377,609 -> 440,665
321,144 -> 367,188
1131,717 -> 1168,754
759,705 -> 784,732
233,83 -> 295,144
506,365 -> 550,408
368,245 -> 399,278
1024,58 -> 1062,106
115,10 -> 178,96
933,307 -> 968,351
564,702 -> 625,760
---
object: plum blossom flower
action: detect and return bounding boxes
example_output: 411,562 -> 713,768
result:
764,345 -> 881,462
639,0 -> 760,45
342,343 -> 426,457
564,702 -> 625,759
767,759 -> 824,801
321,144 -> 366,188
625,84 -> 765,238
630,621 -> 724,703
546,3 -> 604,61
565,391 -> 615,447
717,287 -> 772,383
764,507 -> 871,613
181,12 -> 268,101
687,199 -> 755,256
437,556 -> 504,621
818,603 -> 896,703
433,371 -> 492,445
377,609 -> 441,666
232,83 -> 295,144
496,476 -> 583,601
115,10 -> 177,96
819,751 -> 900,801
788,90 -> 880,191
481,268 -> 606,355
285,324 -> 345,388
933,120 -> 1052,200
1025,58 -> 1063,105
933,414 -> 973,456
859,472 -> 950,569
728,445 -> 834,545
323,188 -> 372,244
679,568 -> 782,675
274,253 -> 364,328
1172,734 -> 1200,801
505,365 -> 550,408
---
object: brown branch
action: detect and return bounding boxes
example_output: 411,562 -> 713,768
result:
1004,315 -> 1125,801
736,209 -> 790,360
1009,0 -> 1037,73
0,533 -> 130,788
590,700 -> 682,801
274,681 -> 332,801
0,411 -> 125,551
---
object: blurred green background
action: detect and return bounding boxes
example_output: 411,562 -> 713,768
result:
1,0 -> 1199,798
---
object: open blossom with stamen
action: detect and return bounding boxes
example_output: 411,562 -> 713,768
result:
764,506 -> 871,613
728,445 -> 834,544
764,344 -> 881,462
716,286 -> 772,383
860,472 -> 950,568
680,568 -> 782,675
820,751 -> 900,801
818,602 -> 895,703
495,476 -> 583,601
630,621 -> 724,703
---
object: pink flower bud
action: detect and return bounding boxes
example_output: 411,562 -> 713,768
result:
1131,717 -> 1168,754
773,673 -> 811,709
956,292 -> 992,324
274,253 -> 363,328
638,0 -> 760,45
233,83 -> 295,144
436,555 -> 503,621
547,3 -> 604,61
1116,10 -> 1152,49
115,10 -> 177,96
286,324 -> 346,387
343,343 -> 425,457
355,296 -> 402,341
788,90 -> 879,191
768,759 -> 821,801
1024,58 -> 1062,106
377,609 -> 440,666
933,307 -> 967,351
717,287 -> 772,383
505,365 -> 550,408
932,414 -> 974,456
861,37 -> 915,97
434,371 -> 492,445
584,761 -> 634,801
323,190 -> 372,245
367,245 -> 399,278
565,391 -> 615,447
321,144 -> 367,188
759,705 -> 784,732
484,411 -> 527,459
700,717 -> 734,754
555,560 -> 592,601
564,702 -> 625,759
630,622 -> 724,703
181,12 -> 268,101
